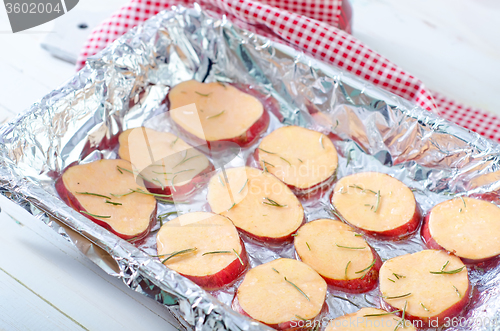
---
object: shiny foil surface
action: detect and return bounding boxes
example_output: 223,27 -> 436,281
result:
1,4 -> 500,331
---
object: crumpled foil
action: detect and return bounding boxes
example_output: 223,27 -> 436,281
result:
2,3 -> 500,331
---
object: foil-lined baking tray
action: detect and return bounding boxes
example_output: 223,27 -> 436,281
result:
2,3 -> 500,330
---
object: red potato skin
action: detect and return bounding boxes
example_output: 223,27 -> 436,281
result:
330,190 -> 422,241
421,211 -> 500,264
167,83 -> 277,149
251,147 -> 337,199
232,295 -> 328,331
315,246 -> 382,294
175,240 -> 249,291
143,163 -> 215,200
380,283 -> 471,327
54,168 -> 156,243
235,216 -> 306,244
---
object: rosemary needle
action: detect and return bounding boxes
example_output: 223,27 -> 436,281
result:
363,310 -> 401,317
258,147 -> 276,154
238,179 -> 249,194
453,285 -> 461,297
280,157 -> 291,166
373,190 -> 381,213
76,192 -> 111,199
195,91 -> 211,97
355,259 -> 376,274
161,248 -> 197,263
232,249 -> 244,265
284,277 -> 309,301
105,200 -> 122,206
306,242 -> 311,251
430,266 -> 465,275
81,211 -> 111,218
441,260 -> 450,271
262,197 -> 287,207
202,250 -> 231,256
319,135 -> 325,149
262,160 -> 275,169
206,110 -> 225,119
335,243 -> 366,250
173,154 -> 201,168
393,273 -> 405,279
295,315 -> 307,321
272,268 -> 280,274
345,261 -> 351,279
383,293 -> 412,300
460,196 -> 467,209
388,278 -> 395,282
421,303 -> 429,311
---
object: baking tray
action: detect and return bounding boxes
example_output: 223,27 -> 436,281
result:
2,4 -> 500,330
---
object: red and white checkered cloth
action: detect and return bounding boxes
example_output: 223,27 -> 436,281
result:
77,0 -> 500,143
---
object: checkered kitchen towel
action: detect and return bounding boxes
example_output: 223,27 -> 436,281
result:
77,0 -> 500,142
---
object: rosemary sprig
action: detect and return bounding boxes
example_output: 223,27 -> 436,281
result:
363,310 -> 401,317
161,248 -> 197,263
105,200 -> 122,206
393,273 -> 405,279
233,249 -> 244,265
355,259 -> 376,274
110,191 -> 135,198
173,154 -> 201,168
206,110 -> 225,119
117,165 -> 148,181
441,260 -> 450,271
152,178 -> 165,190
284,277 -> 309,301
158,211 -> 177,221
430,266 -> 465,275
345,261 -> 351,279
195,91 -> 211,97
202,250 -> 231,256
280,157 -> 291,166
383,293 -> 412,300
80,211 -> 111,218
421,303 -> 429,311
258,148 -> 276,154
262,197 -> 287,208
349,184 -> 377,195
460,196 -> 466,209
262,160 -> 275,169
453,285 -> 461,298
238,179 -> 249,194
272,268 -> 280,274
132,188 -> 172,199
319,135 -> 325,149
76,192 -> 111,199
335,243 -> 366,250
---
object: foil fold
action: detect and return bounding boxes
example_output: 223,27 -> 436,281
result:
1,3 -> 500,331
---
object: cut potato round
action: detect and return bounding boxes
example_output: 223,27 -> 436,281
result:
207,166 -> 304,242
156,212 -> 247,290
169,80 -> 269,147
331,172 -> 420,239
379,250 -> 470,326
294,219 -> 381,293
256,126 -> 338,194
423,197 -> 500,262
233,258 -> 327,329
118,127 -> 213,197
326,307 -> 417,331
55,159 -> 157,241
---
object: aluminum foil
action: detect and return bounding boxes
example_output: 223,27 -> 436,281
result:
2,3 -> 500,331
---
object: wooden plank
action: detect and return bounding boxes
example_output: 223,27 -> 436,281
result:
0,195 -> 181,331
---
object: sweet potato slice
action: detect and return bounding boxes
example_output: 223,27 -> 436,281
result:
207,166 -> 304,242
379,250 -> 470,327
55,159 -> 157,241
294,219 -> 381,293
331,172 -> 420,239
156,212 -> 247,290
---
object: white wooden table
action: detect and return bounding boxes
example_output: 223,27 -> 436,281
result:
0,0 -> 499,329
